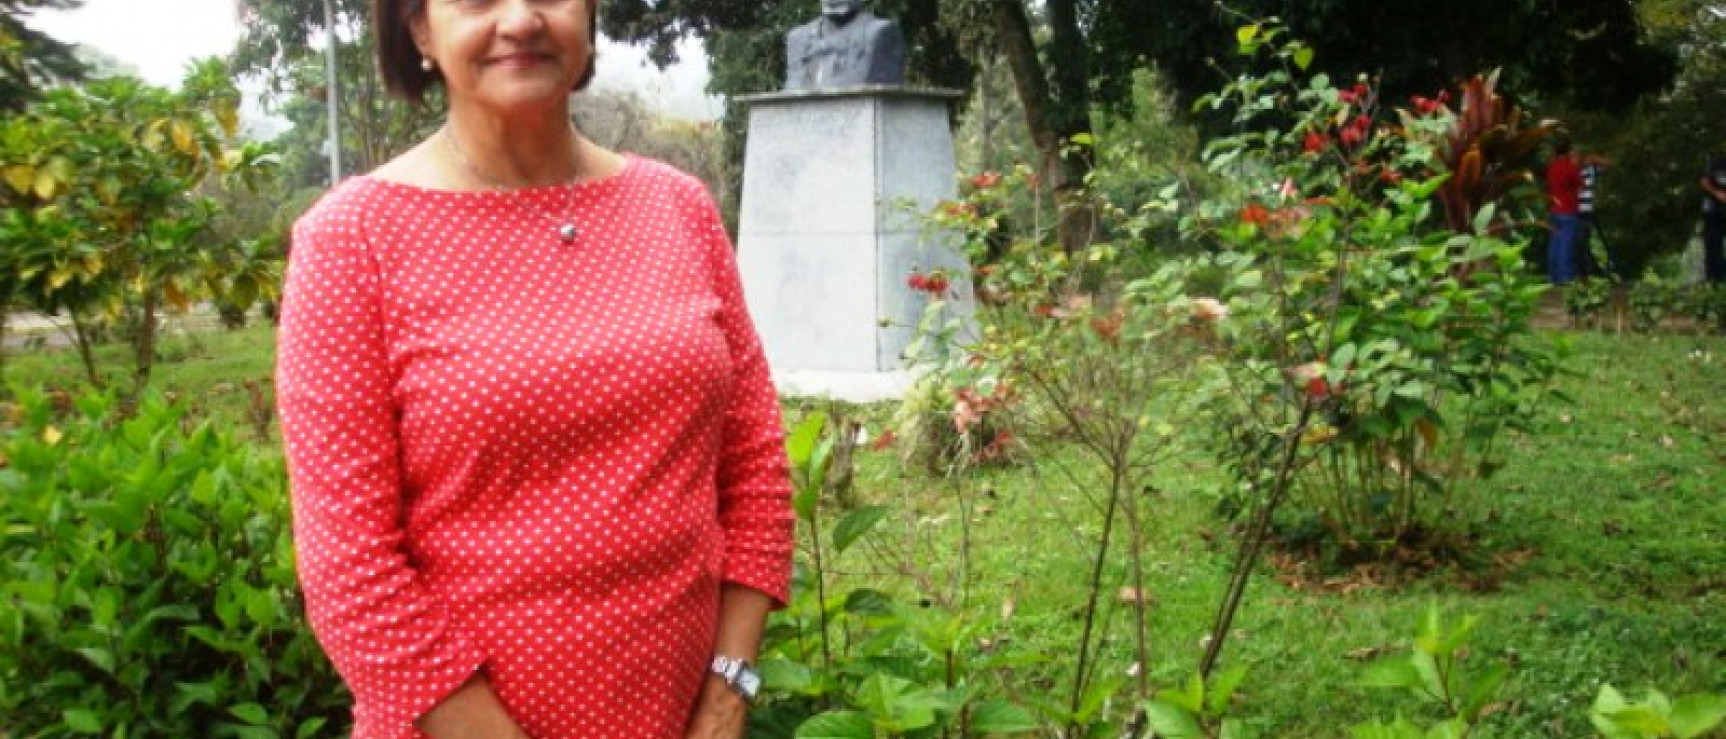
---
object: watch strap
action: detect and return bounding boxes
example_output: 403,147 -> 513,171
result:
710,655 -> 760,702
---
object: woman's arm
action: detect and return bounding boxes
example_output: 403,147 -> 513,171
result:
278,204 -> 510,737
685,585 -> 774,739
680,177 -> 796,737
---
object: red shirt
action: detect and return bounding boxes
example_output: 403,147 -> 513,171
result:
277,157 -> 794,738
1547,155 -> 1583,215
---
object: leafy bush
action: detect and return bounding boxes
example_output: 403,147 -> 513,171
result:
0,388 -> 346,737
750,412 -> 1038,739
1186,27 -> 1565,565
1566,277 -> 1617,330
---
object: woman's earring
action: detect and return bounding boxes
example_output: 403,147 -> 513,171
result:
421,56 -> 435,72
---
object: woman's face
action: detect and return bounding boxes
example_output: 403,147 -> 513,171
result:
413,0 -> 592,116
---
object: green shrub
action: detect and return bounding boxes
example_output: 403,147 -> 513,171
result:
749,412 -> 1038,739
0,388 -> 346,737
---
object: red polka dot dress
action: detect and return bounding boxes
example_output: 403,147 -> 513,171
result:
275,156 -> 794,739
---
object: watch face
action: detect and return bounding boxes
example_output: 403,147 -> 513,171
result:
738,669 -> 762,697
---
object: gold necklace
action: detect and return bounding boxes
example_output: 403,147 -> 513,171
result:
443,126 -> 582,244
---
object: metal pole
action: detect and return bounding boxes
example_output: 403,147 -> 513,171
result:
323,0 -> 342,184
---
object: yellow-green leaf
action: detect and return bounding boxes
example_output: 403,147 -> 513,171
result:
32,167 -> 57,200
215,106 -> 239,139
3,164 -> 34,194
1294,46 -> 1316,71
171,120 -> 195,154
1237,24 -> 1261,45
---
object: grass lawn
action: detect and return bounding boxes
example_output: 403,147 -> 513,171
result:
3,325 -> 1721,737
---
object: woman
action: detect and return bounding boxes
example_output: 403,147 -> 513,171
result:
274,0 -> 794,736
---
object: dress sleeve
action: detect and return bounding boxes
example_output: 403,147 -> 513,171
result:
276,207 -> 488,738
695,194 -> 796,606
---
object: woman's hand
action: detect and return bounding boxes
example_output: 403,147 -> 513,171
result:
684,673 -> 750,739
417,674 -> 533,739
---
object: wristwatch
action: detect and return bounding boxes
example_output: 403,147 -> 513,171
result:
709,655 -> 762,703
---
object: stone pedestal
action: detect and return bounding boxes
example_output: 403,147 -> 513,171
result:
736,86 -> 971,401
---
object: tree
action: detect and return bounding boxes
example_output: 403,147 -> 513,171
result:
1112,0 -> 1676,120
0,0 -> 84,111
232,0 -> 441,179
0,60 -> 272,388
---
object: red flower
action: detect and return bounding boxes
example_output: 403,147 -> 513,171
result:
1379,169 -> 1404,185
1339,115 -> 1372,148
970,171 -> 1002,190
938,201 -> 976,218
907,270 -> 950,295
1240,203 -> 1272,226
1303,131 -> 1329,153
1411,95 -> 1442,115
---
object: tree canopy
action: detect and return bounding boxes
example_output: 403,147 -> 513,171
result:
0,0 -> 85,111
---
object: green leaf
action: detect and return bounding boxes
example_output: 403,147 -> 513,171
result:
63,709 -> 104,734
1603,706 -> 1670,736
75,646 -> 115,674
758,657 -> 815,694
793,484 -> 818,523
785,412 -> 827,470
1425,718 -> 1469,739
1671,694 -> 1726,738
1293,46 -> 1316,71
1144,701 -> 1204,738
795,710 -> 875,739
831,505 -> 890,554
968,699 -> 1039,734
1356,656 -> 1424,691
230,702 -> 271,725
1207,664 -> 1249,715
294,718 -> 328,739
1236,24 -> 1261,45
841,587 -> 895,615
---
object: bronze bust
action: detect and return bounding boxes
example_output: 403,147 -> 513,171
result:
784,0 -> 906,90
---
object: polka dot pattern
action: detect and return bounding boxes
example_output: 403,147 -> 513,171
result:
275,155 -> 794,739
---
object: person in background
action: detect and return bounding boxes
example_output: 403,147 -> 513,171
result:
1577,150 -> 1612,278
1545,136 -> 1584,284
1702,152 -> 1726,283
273,0 -> 795,737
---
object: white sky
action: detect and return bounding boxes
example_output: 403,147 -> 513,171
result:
27,0 -> 723,124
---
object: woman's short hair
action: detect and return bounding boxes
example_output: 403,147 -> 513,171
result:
374,0 -> 599,104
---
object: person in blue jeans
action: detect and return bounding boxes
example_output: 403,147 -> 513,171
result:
1702,153 -> 1726,283
1545,137 -> 1584,284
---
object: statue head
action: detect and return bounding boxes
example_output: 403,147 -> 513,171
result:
821,0 -> 865,24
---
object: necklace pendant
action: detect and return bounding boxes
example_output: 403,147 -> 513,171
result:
558,223 -> 579,243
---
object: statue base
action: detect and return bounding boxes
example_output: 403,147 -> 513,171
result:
735,86 -> 971,402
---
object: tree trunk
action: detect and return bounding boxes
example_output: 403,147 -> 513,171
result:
990,0 -> 1097,255
0,303 -> 8,383
133,288 -> 157,392
68,310 -> 101,388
